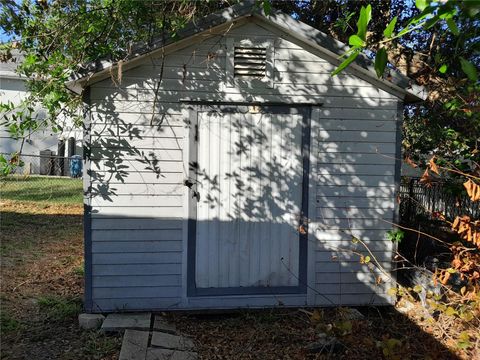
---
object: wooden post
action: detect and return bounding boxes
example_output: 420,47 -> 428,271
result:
407,178 -> 415,222
66,137 -> 76,176
56,139 -> 65,176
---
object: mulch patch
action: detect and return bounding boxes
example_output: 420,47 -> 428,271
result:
167,307 -> 458,359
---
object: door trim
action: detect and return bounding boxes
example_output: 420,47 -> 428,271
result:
186,104 -> 312,297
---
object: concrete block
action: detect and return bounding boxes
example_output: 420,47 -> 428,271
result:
151,332 -> 194,351
78,313 -> 105,330
101,313 -> 151,333
119,330 -> 149,360
147,348 -> 198,360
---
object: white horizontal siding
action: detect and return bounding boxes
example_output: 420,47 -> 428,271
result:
92,252 -> 182,265
92,229 -> 182,242
88,108 -> 185,309
90,159 -> 182,172
92,241 -> 181,254
312,104 -> 397,305
91,207 -> 183,217
93,286 -> 181,299
317,164 -> 395,176
93,263 -> 181,276
89,183 -> 183,196
93,275 -> 181,288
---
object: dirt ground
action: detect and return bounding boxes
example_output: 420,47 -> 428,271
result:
1,199 -> 477,359
167,306 -> 463,359
0,200 -> 121,360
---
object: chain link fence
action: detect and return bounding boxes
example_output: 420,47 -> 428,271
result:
1,153 -> 83,204
1,153 -> 82,177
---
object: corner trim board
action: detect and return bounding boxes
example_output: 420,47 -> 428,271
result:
82,86 -> 94,313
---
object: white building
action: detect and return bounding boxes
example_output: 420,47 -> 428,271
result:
0,51 -> 82,174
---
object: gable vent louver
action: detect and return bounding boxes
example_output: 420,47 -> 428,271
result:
234,46 -> 267,78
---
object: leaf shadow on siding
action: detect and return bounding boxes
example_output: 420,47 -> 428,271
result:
82,39 -> 457,358
85,40 -> 400,203
84,44 -> 404,301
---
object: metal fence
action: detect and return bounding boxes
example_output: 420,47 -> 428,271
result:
0,174 -> 83,204
0,153 -> 83,203
1,153 -> 82,177
399,177 -> 480,224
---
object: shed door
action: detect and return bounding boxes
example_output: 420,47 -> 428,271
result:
190,105 -> 309,296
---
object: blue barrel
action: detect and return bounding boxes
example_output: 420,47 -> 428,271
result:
69,155 -> 82,178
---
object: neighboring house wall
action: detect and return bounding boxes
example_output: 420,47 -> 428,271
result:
86,20 -> 401,311
0,58 -> 82,174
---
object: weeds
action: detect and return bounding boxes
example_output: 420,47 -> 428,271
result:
72,264 -> 85,277
0,311 -> 20,333
83,331 -> 122,359
37,295 -> 82,321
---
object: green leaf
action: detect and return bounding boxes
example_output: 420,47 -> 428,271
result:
374,47 -> 388,78
348,34 -> 365,47
364,255 -> 371,264
446,18 -> 459,35
445,307 -> 457,316
387,287 -> 397,296
332,51 -> 359,76
356,5 -> 372,41
383,16 -> 398,38
425,15 -> 440,29
439,64 -> 448,73
460,57 -> 478,82
415,0 -> 428,11
413,285 -> 423,293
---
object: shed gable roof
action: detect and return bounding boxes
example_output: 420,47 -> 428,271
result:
68,2 -> 426,103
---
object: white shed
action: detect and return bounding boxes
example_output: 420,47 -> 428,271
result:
70,3 -> 425,312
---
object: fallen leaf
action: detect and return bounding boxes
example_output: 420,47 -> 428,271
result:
419,169 -> 433,187
463,179 -> 480,201
405,157 -> 418,168
428,157 -> 440,175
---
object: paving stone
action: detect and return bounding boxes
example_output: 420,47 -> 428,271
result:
146,348 -> 198,360
153,316 -> 176,334
78,313 -> 105,330
101,313 -> 151,333
151,332 -> 194,351
119,330 -> 149,360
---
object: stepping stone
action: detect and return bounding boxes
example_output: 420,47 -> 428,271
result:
119,330 -> 149,360
101,313 -> 151,333
151,332 -> 194,351
153,316 -> 176,334
146,348 -> 198,360
78,313 -> 105,330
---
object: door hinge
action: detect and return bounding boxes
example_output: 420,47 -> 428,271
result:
194,124 -> 199,141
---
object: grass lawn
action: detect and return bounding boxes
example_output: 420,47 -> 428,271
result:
0,175 -> 83,204
0,191 -> 121,359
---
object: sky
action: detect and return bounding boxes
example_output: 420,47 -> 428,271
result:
0,31 -> 13,43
